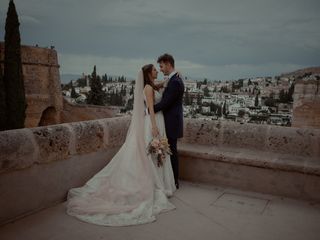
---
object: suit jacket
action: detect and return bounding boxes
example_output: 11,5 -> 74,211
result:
154,73 -> 184,139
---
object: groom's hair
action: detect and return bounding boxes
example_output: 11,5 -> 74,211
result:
157,53 -> 175,68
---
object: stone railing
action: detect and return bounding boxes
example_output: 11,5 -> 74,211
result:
0,117 -> 130,225
1,117 -> 319,225
179,119 -> 320,201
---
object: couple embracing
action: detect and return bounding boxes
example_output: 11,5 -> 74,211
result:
66,53 -> 185,226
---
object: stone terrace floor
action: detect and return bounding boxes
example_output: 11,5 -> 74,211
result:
1,181 -> 320,240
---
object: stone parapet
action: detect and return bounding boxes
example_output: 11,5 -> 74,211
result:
180,119 -> 320,201
1,117 -> 319,225
0,116 -> 130,174
0,117 -> 130,225
182,119 -> 320,158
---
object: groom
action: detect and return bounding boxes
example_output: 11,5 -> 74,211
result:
154,53 -> 185,189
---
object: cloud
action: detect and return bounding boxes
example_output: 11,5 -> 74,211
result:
20,15 -> 41,25
0,0 -> 319,80
59,52 -> 206,77
59,53 -> 157,78
58,52 -> 306,80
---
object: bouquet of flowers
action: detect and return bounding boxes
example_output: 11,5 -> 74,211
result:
147,136 -> 172,167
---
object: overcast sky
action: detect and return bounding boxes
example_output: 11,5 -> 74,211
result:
0,0 -> 319,80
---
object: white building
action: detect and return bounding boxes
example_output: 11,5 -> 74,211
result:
201,106 -> 211,113
63,90 -> 71,97
228,103 -> 242,115
184,80 -> 198,91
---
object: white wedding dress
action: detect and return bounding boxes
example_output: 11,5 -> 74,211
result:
66,71 -> 176,226
144,89 -> 177,196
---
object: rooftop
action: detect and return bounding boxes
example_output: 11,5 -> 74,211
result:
1,117 -> 319,240
1,181 -> 319,240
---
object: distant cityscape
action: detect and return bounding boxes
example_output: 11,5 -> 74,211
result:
62,71 -> 320,127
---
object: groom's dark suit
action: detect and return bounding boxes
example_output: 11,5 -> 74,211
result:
154,73 -> 184,187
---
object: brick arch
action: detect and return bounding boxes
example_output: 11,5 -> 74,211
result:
38,107 -> 57,126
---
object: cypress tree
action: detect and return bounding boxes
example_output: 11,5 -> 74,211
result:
4,0 -> 26,129
70,85 -> 79,98
255,94 -> 259,107
210,102 -> 218,113
196,93 -> 202,105
86,65 -> 106,105
203,86 -> 210,97
279,89 -> 285,102
217,105 -> 222,117
0,62 -> 6,130
288,83 -> 295,102
222,101 -> 227,116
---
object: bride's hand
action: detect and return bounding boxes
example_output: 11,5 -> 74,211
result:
152,126 -> 159,137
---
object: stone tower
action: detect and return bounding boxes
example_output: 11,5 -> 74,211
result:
0,42 -> 63,127
292,76 -> 320,128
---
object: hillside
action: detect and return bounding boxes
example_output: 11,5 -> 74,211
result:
281,66 -> 320,78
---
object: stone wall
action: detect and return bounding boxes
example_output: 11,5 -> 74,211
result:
182,118 -> 320,158
292,78 -> 320,128
61,98 -> 120,123
180,118 -> 320,201
0,116 -> 130,225
0,42 -> 121,128
0,42 -> 63,128
1,117 -> 319,225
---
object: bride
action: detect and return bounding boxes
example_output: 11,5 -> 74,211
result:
66,64 -> 176,226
